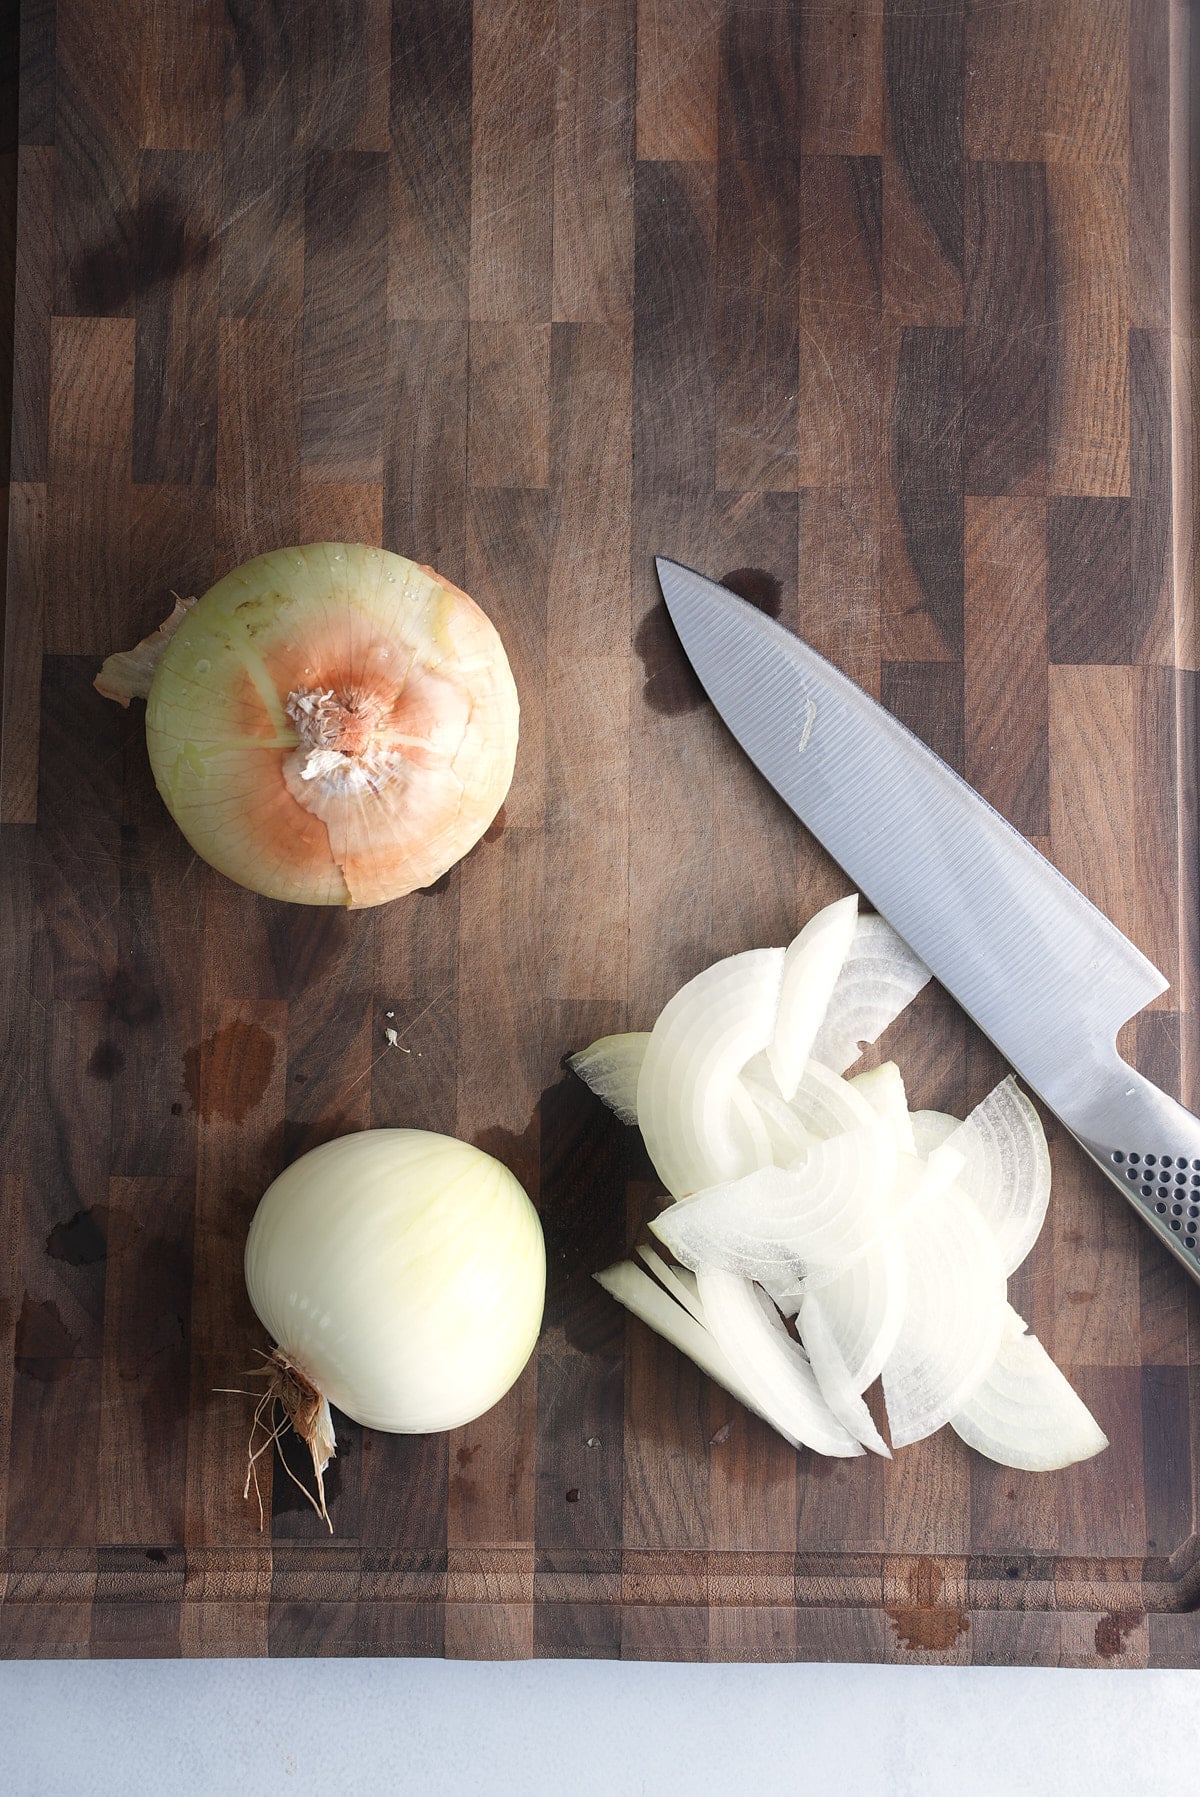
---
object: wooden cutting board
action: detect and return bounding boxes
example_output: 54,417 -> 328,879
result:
2,0 -> 1198,1664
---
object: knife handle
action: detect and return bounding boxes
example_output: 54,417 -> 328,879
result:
1069,1060 -> 1200,1284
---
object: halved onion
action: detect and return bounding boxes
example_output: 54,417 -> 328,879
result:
767,894 -> 859,1100
97,545 -> 519,907
695,1269 -> 864,1456
798,1293 -> 892,1456
567,1032 -> 649,1126
882,1184 -> 1008,1447
943,1077 -> 1051,1275
650,1125 -> 898,1288
948,1306 -> 1108,1469
810,913 -> 931,1074
635,948 -> 784,1198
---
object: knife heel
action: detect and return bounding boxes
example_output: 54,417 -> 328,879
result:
1068,1061 -> 1200,1283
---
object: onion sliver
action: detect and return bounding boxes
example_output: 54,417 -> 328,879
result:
943,1077 -> 1051,1275
748,1055 -> 879,1142
650,1125 -> 898,1288
949,1308 -> 1108,1470
850,1061 -> 916,1153
797,1229 -> 908,1391
636,948 -> 784,1198
695,1270 -> 864,1456
595,1261 -> 783,1432
910,1109 -> 963,1158
881,1184 -> 1007,1447
635,1243 -> 706,1325
100,545 -> 519,908
568,1032 -> 650,1126
767,895 -> 859,1100
810,913 -> 931,1074
736,1074 -> 815,1163
798,1294 -> 892,1456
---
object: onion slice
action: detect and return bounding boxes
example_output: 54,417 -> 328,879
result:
767,895 -> 859,1100
881,1184 -> 1007,1447
795,1229 -> 908,1391
910,1109 -> 963,1158
696,1270 -> 864,1456
943,1077 -> 1051,1275
635,1243 -> 706,1325
650,1125 -> 898,1288
636,948 -> 784,1198
567,1032 -> 650,1126
811,913 -> 931,1075
595,1261 -> 778,1428
798,1293 -> 892,1456
849,1061 -> 916,1153
949,1307 -> 1108,1470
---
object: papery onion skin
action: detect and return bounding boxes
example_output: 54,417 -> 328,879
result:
132,544 -> 518,907
244,1129 -> 545,1435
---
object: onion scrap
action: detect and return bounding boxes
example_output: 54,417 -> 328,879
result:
582,898 -> 1107,1473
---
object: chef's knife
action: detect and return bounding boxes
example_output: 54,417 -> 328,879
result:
655,556 -> 1200,1285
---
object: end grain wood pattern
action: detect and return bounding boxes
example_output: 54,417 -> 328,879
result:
1,0 -> 1198,1666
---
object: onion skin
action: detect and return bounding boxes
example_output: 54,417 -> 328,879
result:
244,1129 -> 545,1436
120,544 -> 518,907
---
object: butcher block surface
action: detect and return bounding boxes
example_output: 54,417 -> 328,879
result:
2,0 -> 1199,1663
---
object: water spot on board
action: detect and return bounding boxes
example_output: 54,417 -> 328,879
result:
14,1295 -> 82,1380
87,1041 -> 125,1082
182,1020 -> 277,1123
635,566 -> 784,715
885,1608 -> 970,1653
718,567 -> 783,619
456,1444 -> 480,1469
1095,1609 -> 1143,1659
46,1207 -> 109,1267
104,970 -> 161,1028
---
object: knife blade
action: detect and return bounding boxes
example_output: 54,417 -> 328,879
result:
655,555 -> 1200,1284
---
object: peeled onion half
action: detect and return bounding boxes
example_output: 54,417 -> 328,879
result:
96,544 -> 519,907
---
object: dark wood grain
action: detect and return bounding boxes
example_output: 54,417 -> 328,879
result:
2,0 -> 1198,1666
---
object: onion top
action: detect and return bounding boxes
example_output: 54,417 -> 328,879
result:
98,543 -> 519,907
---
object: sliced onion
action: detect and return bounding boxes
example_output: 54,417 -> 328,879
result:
949,1307 -> 1108,1470
910,1109 -> 963,1158
796,1229 -> 908,1390
744,1054 -> 879,1141
810,913 -> 931,1074
650,1125 -> 898,1288
944,1077 -> 1051,1275
849,1061 -> 916,1153
767,895 -> 859,1100
635,1242 -> 705,1325
567,1032 -> 650,1126
695,1269 -> 864,1456
797,1293 -> 892,1456
881,1185 -> 1007,1447
735,1074 -> 815,1163
595,1261 -> 775,1428
636,949 -> 784,1198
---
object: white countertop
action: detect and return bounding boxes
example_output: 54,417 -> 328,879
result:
6,1659 -> 1199,1794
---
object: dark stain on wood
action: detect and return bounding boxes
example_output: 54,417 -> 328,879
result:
634,604 -> 708,717
717,568 -> 784,620
183,1019 -> 277,1123
1095,1608 -> 1144,1659
886,1606 -> 971,1653
46,1207 -> 109,1267
14,1295 -> 83,1379
87,1040 -> 125,1081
